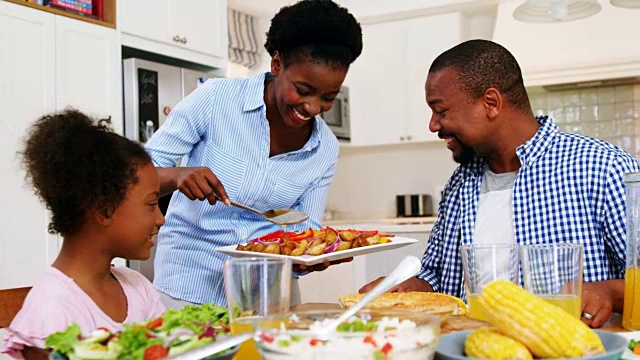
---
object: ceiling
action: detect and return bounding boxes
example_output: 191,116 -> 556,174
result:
228,0 -> 498,23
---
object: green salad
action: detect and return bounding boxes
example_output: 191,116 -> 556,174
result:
45,303 -> 236,360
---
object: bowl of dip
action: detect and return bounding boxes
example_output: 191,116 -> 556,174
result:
254,309 -> 440,360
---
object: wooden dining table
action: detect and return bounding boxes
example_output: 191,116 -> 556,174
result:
291,302 -> 631,333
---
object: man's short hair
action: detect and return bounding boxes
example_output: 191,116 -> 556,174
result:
430,39 -> 531,113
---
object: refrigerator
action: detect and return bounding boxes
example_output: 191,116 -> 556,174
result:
122,58 -> 223,144
122,58 -> 224,280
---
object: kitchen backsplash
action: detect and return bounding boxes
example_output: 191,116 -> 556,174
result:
325,142 -> 457,220
529,84 -> 640,157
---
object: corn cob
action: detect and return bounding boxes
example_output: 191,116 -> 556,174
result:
479,280 -> 605,358
465,327 -> 533,360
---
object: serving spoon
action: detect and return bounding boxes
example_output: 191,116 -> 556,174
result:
214,194 -> 308,226
166,332 -> 252,360
314,255 -> 423,339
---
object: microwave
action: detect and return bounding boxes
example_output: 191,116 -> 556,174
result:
321,86 -> 350,140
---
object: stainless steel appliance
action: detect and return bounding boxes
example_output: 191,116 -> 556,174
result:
396,194 -> 434,217
321,86 -> 350,140
122,58 -> 223,144
122,58 -> 223,281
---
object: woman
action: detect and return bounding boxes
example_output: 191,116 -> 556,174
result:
145,0 -> 363,307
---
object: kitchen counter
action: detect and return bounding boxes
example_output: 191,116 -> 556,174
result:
323,217 -> 436,233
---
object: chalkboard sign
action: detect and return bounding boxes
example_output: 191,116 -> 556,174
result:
137,68 -> 159,143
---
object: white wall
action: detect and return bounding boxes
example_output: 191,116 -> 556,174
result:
325,142 -> 457,220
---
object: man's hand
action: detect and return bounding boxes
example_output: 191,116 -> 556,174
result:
581,280 -> 624,328
359,276 -> 433,294
293,257 -> 353,274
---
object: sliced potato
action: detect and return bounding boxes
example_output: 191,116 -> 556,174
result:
308,241 -> 327,255
290,240 -> 308,256
339,230 -> 358,242
264,243 -> 281,254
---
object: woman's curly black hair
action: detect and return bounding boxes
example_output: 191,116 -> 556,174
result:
20,109 -> 152,237
265,0 -> 362,68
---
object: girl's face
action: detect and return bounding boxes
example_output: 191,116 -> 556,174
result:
269,54 -> 348,129
107,162 -> 165,260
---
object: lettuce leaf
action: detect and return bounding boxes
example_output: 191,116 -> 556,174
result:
114,326 -> 163,360
159,303 -> 229,333
45,324 -> 81,356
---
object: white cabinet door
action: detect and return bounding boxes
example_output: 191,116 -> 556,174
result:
55,16 -> 123,135
346,14 -> 463,146
362,232 -> 430,285
0,1 -> 57,289
119,0 -> 227,68
347,21 -> 407,146
119,0 -> 171,45
170,0 -> 227,59
404,14 -> 462,143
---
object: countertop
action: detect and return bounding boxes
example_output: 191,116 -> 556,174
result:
323,216 -> 437,233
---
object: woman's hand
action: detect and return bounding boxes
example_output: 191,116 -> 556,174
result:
173,167 -> 230,205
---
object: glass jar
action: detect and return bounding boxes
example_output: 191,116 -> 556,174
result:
623,172 -> 640,330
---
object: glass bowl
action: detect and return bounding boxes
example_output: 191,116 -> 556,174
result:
254,309 -> 440,360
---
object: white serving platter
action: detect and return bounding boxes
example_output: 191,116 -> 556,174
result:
215,236 -> 419,266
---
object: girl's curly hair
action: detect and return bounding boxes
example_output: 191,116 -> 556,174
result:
21,109 -> 152,236
265,0 -> 362,68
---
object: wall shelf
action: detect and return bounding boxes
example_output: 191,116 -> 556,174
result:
5,0 -> 116,28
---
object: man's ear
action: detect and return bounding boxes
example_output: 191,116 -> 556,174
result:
95,207 -> 113,226
270,52 -> 283,77
483,88 -> 502,120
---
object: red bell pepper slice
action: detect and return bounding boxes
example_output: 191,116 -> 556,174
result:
146,317 -> 163,329
287,229 -> 314,241
363,335 -> 377,347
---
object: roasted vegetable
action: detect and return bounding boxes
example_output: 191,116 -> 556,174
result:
235,228 -> 393,256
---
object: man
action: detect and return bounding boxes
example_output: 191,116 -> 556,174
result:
360,39 -> 638,328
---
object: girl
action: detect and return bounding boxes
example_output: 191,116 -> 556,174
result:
2,110 -> 166,359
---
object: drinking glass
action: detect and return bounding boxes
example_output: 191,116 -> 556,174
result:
624,172 -> 640,330
521,243 -> 583,318
223,257 -> 292,360
460,244 -> 520,321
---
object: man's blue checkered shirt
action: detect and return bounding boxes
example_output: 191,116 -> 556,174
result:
417,116 -> 640,301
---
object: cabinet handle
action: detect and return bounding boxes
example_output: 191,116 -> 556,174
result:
181,37 -> 188,44
407,135 -> 412,141
400,136 -> 405,141
173,35 -> 181,42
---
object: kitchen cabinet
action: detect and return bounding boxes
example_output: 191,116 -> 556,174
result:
0,1 -> 57,290
360,231 -> 430,285
119,0 -> 228,69
0,1 -> 122,289
118,0 -> 170,44
346,13 -> 463,146
56,16 -> 122,134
